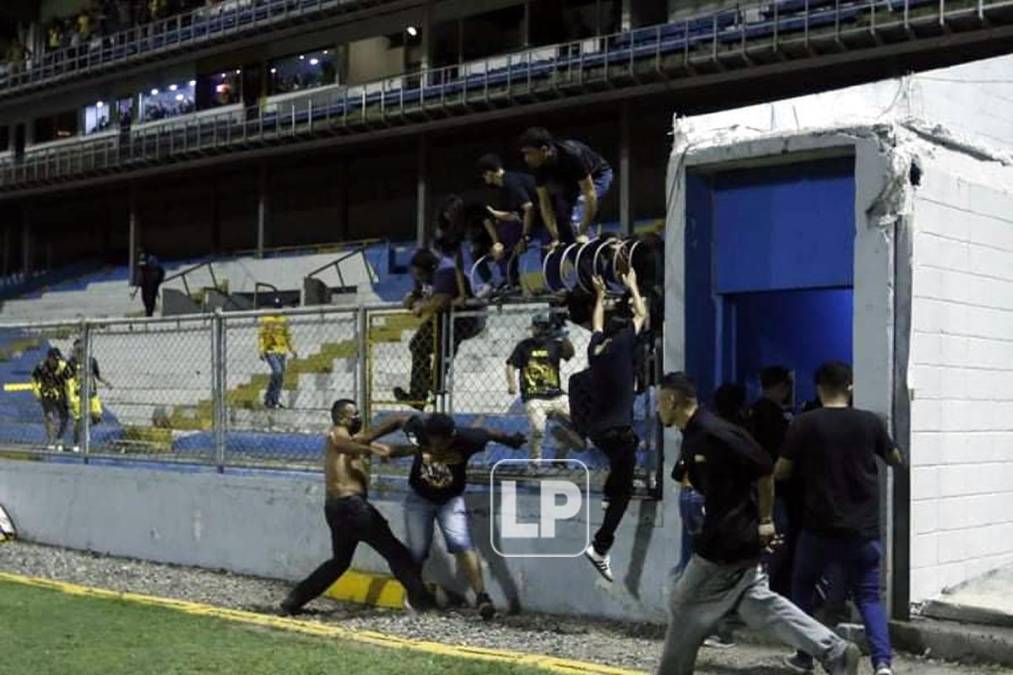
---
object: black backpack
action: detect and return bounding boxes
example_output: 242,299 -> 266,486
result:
567,368 -> 595,440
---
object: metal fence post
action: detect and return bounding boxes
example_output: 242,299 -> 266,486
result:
81,320 -> 92,458
356,305 -> 368,419
213,309 -> 227,470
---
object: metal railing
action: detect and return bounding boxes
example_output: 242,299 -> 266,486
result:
0,0 -> 1003,192
0,0 -> 404,98
303,243 -> 379,291
161,259 -> 222,299
0,301 -> 662,494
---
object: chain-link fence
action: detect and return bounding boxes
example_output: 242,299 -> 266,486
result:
0,301 -> 662,494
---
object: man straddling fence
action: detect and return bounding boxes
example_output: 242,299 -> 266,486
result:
380,413 -> 525,621
259,297 -> 298,410
67,338 -> 112,453
394,249 -> 482,411
32,347 -> 73,452
279,400 -> 435,616
506,313 -> 584,461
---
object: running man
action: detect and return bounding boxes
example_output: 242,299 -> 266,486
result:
566,269 -> 646,582
384,414 -> 525,620
506,313 -> 584,460
517,127 -> 613,245
654,372 -> 860,675
32,348 -> 73,452
67,338 -> 113,453
259,297 -> 298,409
279,400 -> 435,615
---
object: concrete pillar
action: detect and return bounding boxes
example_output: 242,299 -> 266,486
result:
522,0 -> 531,47
21,206 -> 31,275
336,159 -> 350,241
420,0 -> 432,71
257,162 -> 268,258
416,134 -> 429,247
128,187 -> 138,283
619,102 -> 632,235
621,0 -> 633,31
2,224 -> 11,277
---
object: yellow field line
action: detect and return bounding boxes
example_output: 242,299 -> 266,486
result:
0,570 -> 644,675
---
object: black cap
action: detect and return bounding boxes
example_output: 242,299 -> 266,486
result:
47,347 -> 62,358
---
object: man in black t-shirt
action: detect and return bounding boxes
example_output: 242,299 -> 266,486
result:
565,269 -> 646,583
477,153 -> 571,256
518,127 -> 613,245
386,414 -> 524,621
654,372 -> 860,675
506,313 -> 583,460
776,362 -> 903,675
747,365 -> 796,597
394,249 -> 482,410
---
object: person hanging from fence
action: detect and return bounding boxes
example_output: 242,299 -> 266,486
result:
506,312 -> 585,461
31,347 -> 73,452
518,127 -> 613,246
565,268 -> 646,583
379,413 -> 525,621
259,296 -> 298,410
66,338 -> 113,453
279,400 -> 436,616
393,248 -> 483,411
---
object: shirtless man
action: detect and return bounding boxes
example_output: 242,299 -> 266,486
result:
279,399 -> 435,615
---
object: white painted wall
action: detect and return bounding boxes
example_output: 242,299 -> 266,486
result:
907,148 -> 1013,601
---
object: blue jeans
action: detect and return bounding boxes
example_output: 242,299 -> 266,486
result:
403,492 -> 473,564
264,353 -> 285,407
570,168 -> 614,234
677,487 -> 705,574
792,531 -> 892,668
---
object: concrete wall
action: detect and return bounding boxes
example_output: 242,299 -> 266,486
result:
907,148 -> 1013,601
0,457 -> 680,622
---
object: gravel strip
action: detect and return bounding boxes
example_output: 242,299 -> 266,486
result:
0,541 -> 1006,674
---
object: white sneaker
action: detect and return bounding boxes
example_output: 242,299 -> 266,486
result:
874,664 -> 893,675
584,544 -> 614,583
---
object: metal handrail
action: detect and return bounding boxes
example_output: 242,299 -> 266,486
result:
162,259 -> 220,299
304,243 -> 379,289
0,0 -> 403,98
0,0 -> 1005,188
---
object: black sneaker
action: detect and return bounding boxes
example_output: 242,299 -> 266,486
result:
277,598 -> 301,617
476,592 -> 496,621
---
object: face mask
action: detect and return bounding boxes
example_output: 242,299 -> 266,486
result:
347,416 -> 363,435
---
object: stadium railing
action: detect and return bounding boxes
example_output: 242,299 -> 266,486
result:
2,0 -> 1002,191
0,301 -> 663,496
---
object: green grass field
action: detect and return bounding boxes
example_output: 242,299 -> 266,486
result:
0,580 -> 548,675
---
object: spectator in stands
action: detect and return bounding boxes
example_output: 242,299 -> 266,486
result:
32,348 -> 73,452
477,153 -> 571,258
394,249 -> 482,410
259,297 -> 298,410
279,401 -> 435,615
135,250 -> 165,317
565,269 -> 645,583
776,363 -> 904,675
67,338 -> 113,453
383,414 -> 524,621
655,371 -> 862,675
506,313 -> 584,460
518,127 -> 613,246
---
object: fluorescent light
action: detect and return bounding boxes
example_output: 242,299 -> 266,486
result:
323,49 -> 329,54
270,68 -> 277,74
96,101 -> 104,108
150,88 -> 159,95
169,84 -> 178,91
235,69 -> 241,75
175,94 -> 184,101
309,58 -> 319,66
298,55 -> 305,60
406,25 -> 418,37
189,79 -> 196,86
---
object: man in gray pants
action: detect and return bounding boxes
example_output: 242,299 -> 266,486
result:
655,372 -> 861,675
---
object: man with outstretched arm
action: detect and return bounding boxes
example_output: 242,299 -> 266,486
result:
653,372 -> 861,675
279,400 -> 435,615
